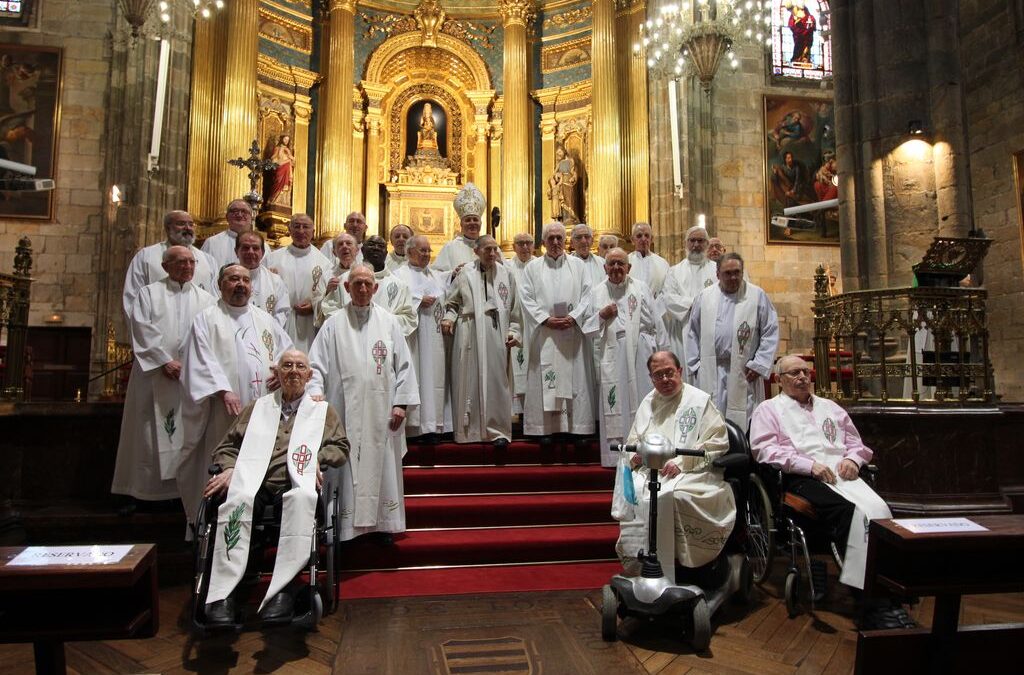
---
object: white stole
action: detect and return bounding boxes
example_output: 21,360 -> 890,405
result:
206,392 -> 327,608
770,394 -> 892,589
146,284 -> 191,479
594,279 -> 643,439
535,256 -> 583,411
401,266 -> 447,430
698,283 -> 758,428
202,302 -> 279,403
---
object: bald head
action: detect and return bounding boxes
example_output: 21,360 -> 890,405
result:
407,235 -> 432,267
162,246 -> 196,284
604,247 -> 629,284
776,354 -> 813,402
333,232 -> 358,267
345,263 -> 378,307
277,349 -> 312,400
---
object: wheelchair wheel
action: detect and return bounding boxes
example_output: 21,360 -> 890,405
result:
746,473 -> 774,584
784,569 -> 800,618
323,536 -> 337,615
733,556 -> 754,605
600,585 -> 618,642
689,598 -> 711,651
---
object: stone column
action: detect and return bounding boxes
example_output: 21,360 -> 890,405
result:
362,82 -> 388,236
499,0 -> 535,248
292,98 -> 312,215
217,0 -> 260,211
590,0 -> 623,241
316,0 -> 357,238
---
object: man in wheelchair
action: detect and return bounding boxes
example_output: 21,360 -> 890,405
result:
750,354 -> 910,628
201,349 -> 349,627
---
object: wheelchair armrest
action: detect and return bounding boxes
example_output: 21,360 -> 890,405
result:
713,454 -> 750,471
208,463 -> 223,476
861,464 -> 879,475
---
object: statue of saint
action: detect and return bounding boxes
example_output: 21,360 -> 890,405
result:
547,145 -> 579,224
417,102 -> 438,151
264,134 -> 295,207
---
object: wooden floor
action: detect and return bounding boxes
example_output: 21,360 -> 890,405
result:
0,575 -> 1021,675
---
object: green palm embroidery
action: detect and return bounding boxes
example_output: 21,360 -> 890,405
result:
224,503 -> 245,560
163,408 -> 176,440
544,370 -> 556,388
608,385 -> 617,409
516,348 -> 524,367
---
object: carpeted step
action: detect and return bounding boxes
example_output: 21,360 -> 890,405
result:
339,523 -> 620,570
403,464 -> 614,495
404,440 -> 600,467
405,491 -> 613,529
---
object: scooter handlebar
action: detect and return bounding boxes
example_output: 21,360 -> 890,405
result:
608,444 -> 706,458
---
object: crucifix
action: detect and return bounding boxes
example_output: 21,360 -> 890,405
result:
227,139 -> 278,211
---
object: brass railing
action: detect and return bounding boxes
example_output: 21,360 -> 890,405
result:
101,321 -> 134,400
812,265 -> 995,405
1,237 -> 33,401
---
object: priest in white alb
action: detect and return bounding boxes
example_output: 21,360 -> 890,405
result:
627,222 -> 670,296
518,222 -> 595,442
570,223 -> 606,286
385,223 -> 413,273
597,234 -> 619,258
201,199 -> 268,269
433,182 -> 484,277
662,225 -> 717,373
264,213 -> 333,351
583,248 -> 664,467
686,252 -> 779,430
123,210 -> 216,316
178,264 -> 292,529
112,246 -> 216,505
320,211 -> 366,267
308,264 -> 419,543
504,232 -> 534,414
236,231 -> 290,328
396,235 -> 451,441
442,235 -> 521,447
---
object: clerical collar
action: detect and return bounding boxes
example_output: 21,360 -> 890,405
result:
223,302 -> 250,316
608,278 -> 627,290
636,250 -> 652,258
544,253 -> 565,266
166,278 -> 189,291
289,244 -> 312,256
652,386 -> 684,414
373,268 -> 388,279
227,230 -> 239,240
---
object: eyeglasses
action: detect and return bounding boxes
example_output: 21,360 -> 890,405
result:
278,362 -> 309,372
227,208 -> 250,215
781,368 -> 811,378
650,369 -> 679,382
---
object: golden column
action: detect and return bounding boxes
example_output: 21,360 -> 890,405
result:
468,90 -> 494,211
218,0 -> 260,211
187,16 -> 221,224
316,0 -> 357,238
590,0 -> 623,240
627,6 -> 650,224
362,82 -> 389,236
499,0 -> 536,248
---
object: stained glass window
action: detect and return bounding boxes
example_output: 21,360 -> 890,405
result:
771,1 -> 832,82
0,1 -> 24,17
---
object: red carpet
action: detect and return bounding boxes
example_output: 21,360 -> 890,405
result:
338,435 -> 622,600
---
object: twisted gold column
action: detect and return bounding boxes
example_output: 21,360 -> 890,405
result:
316,0 -> 357,238
218,0 -> 260,211
590,0 -> 623,240
499,0 -> 535,248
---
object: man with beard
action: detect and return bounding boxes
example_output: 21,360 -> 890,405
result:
386,224 -> 413,272
442,235 -> 520,447
112,246 -> 216,508
662,226 -> 718,375
123,210 -> 217,316
236,231 -> 290,328
570,223 -> 606,286
320,211 -> 367,267
264,213 -> 333,351
627,222 -> 670,296
202,199 -> 268,268
434,182 -> 484,277
178,264 -> 292,531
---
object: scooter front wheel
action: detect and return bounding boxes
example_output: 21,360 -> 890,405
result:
690,598 -> 711,651
601,585 -> 618,642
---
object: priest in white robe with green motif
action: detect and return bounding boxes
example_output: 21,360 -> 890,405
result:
236,231 -> 290,329
178,264 -> 292,529
504,232 -> 534,414
663,226 -> 717,377
570,223 -> 606,286
112,246 -> 216,503
264,213 -> 333,352
442,236 -> 521,446
627,222 -> 670,296
308,264 -> 419,542
615,351 -> 734,578
686,252 -> 779,430
519,222 -> 595,439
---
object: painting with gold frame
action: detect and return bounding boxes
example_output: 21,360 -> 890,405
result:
0,43 -> 62,220
1015,149 -> 1024,270
763,94 -> 838,245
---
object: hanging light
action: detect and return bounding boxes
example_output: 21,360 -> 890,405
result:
119,0 -> 225,37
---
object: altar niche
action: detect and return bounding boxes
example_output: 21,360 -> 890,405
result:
405,99 -> 448,161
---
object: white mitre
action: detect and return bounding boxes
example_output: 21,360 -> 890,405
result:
453,182 -> 485,220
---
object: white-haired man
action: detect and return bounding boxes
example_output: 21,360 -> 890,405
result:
597,234 -> 619,258
386,224 -> 413,272
519,222 -> 595,442
320,211 -> 367,267
663,226 -> 717,374
505,232 -> 535,413
264,213 -> 333,351
570,223 -> 606,286
123,210 -> 217,316
201,199 -> 269,268
627,222 -> 670,296
686,252 -> 779,429
236,231 -> 290,328
434,182 -> 485,277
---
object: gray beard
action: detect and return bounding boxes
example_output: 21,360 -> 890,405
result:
688,251 -> 706,264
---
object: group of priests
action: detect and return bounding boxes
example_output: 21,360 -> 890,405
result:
111,183 -> 778,546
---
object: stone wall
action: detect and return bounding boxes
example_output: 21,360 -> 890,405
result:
959,0 -> 1024,400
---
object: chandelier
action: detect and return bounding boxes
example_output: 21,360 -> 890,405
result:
635,1 -> 772,90
118,0 -> 224,38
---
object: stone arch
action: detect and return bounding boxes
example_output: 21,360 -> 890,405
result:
364,32 -> 492,91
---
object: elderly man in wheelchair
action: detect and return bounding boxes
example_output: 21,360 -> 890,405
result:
749,354 -> 912,628
197,349 -> 349,630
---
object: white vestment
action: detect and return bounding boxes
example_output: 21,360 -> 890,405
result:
615,385 -> 734,575
573,252 -> 607,287
320,268 -> 417,337
308,305 -> 419,540
123,242 -> 216,317
504,256 -> 532,413
264,245 -> 333,352
767,394 -> 892,589
319,239 -> 363,268
686,281 -> 779,430
662,258 -> 717,379
385,251 -> 407,273
432,235 -> 477,276
444,261 -> 521,442
628,251 -> 670,296
583,277 -> 659,467
178,302 -> 292,526
396,264 -> 452,436
112,279 -> 215,500
519,254 -> 595,435
200,229 -> 269,269
247,265 -> 291,329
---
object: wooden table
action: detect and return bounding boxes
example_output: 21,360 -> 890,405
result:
0,544 -> 158,675
856,516 -> 1024,675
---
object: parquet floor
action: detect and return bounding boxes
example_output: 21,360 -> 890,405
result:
0,574 -> 1021,674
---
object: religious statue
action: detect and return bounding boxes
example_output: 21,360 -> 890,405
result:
417,103 -> 439,151
263,134 -> 295,207
547,145 -> 580,225
784,1 -> 817,66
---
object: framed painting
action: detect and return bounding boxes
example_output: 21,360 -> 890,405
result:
764,94 -> 839,245
0,43 -> 62,220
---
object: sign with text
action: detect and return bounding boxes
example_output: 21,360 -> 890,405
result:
6,545 -> 134,566
892,518 -> 989,534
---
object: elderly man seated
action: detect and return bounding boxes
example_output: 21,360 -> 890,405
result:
201,349 -> 349,627
615,351 -> 736,584
750,354 -> 910,628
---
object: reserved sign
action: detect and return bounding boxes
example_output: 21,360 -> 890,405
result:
6,545 -> 135,566
892,518 -> 989,534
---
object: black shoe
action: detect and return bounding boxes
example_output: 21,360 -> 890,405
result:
493,438 -> 509,451
572,436 -> 591,452
259,592 -> 295,623
205,598 -> 236,627
374,532 -> 394,546
538,436 -> 554,449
